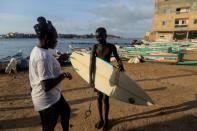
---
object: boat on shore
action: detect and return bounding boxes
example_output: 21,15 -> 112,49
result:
117,41 -> 197,64
0,52 -> 28,72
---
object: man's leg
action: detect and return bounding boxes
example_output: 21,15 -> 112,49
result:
95,91 -> 104,129
103,95 -> 109,129
59,95 -> 71,131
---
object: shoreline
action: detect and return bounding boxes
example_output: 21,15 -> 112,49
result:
0,53 -> 197,131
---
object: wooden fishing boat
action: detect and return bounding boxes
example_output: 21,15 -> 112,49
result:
0,52 -> 27,71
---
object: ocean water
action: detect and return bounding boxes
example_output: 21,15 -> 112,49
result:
0,38 -> 133,59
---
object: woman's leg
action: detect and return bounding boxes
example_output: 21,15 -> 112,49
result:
39,105 -> 59,131
59,95 -> 71,131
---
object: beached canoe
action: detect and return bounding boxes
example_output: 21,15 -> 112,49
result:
0,52 -> 28,71
177,60 -> 197,65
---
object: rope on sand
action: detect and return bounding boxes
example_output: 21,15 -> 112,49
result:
84,91 -> 94,119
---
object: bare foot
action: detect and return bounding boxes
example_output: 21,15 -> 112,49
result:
95,120 -> 104,129
103,121 -> 108,131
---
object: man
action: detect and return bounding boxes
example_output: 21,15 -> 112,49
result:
89,27 -> 124,130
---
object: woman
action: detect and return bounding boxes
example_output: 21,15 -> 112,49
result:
29,16 -> 72,131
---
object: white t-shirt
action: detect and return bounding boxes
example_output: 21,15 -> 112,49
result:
29,46 -> 61,111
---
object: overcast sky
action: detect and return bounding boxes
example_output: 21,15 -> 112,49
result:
0,0 -> 154,38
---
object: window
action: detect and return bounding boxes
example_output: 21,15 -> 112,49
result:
176,7 -> 190,14
163,8 -> 171,14
160,35 -> 165,38
176,8 -> 181,12
194,19 -> 197,24
175,18 -> 189,27
161,6 -> 171,14
175,20 -> 179,25
162,21 -> 167,26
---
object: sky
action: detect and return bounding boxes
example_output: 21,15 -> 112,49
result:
0,0 -> 154,38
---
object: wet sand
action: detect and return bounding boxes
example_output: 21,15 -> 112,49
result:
0,53 -> 197,131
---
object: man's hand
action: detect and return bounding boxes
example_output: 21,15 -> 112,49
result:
63,72 -> 72,80
89,83 -> 98,92
89,82 -> 95,88
118,65 -> 125,72
117,60 -> 124,72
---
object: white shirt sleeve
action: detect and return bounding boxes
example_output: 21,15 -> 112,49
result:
37,59 -> 54,81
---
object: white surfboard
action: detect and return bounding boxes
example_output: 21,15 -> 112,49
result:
70,51 -> 153,106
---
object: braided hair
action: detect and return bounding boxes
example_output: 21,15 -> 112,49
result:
34,16 -> 57,40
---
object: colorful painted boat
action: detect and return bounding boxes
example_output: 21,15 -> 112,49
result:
177,60 -> 197,65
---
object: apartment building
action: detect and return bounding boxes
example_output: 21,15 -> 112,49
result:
145,0 -> 197,41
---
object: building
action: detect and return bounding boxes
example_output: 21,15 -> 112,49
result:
146,0 -> 197,41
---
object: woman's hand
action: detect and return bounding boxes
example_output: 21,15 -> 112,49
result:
63,72 -> 72,80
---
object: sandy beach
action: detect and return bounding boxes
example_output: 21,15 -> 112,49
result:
0,53 -> 197,131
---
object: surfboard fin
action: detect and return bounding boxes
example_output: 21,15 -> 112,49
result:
129,98 -> 135,104
146,101 -> 154,106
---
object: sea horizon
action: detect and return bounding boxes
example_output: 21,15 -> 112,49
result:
0,37 -> 139,59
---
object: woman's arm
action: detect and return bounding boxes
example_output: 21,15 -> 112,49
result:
41,72 -> 72,92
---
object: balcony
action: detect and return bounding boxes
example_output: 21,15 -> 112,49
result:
175,24 -> 188,28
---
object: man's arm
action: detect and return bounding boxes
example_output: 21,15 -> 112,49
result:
89,45 -> 96,86
112,45 -> 125,72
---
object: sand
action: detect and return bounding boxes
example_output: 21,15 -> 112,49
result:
0,53 -> 197,131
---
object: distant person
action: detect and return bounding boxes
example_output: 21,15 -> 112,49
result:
89,27 -> 124,130
131,39 -> 138,47
29,16 -> 72,131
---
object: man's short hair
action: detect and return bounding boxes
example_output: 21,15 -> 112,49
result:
95,27 -> 107,36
